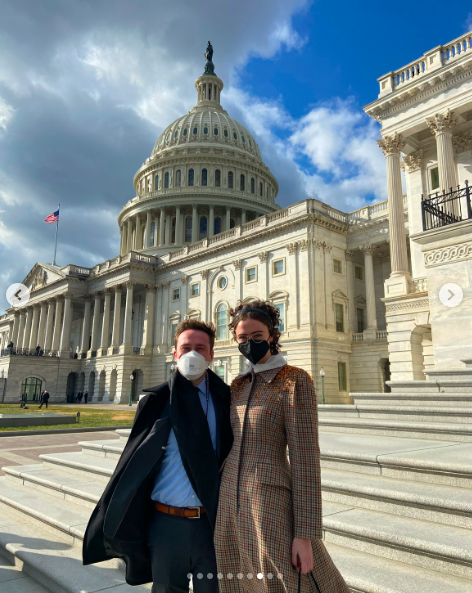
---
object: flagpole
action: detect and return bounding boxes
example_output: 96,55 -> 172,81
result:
53,203 -> 60,265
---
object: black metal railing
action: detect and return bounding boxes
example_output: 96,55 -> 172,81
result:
422,181 -> 472,231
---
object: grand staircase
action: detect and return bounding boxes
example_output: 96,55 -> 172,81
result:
0,388 -> 472,592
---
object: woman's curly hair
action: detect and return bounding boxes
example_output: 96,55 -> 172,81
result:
229,299 -> 282,354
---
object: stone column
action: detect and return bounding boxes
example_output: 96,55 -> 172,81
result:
16,311 -> 27,349
135,214 -> 141,250
427,110 -> 458,193
127,218 -> 133,253
119,226 -> 124,255
209,205 -> 215,237
44,300 -> 55,351
258,252 -> 268,300
192,205 -> 198,242
59,293 -> 73,355
153,284 -> 163,351
28,306 -> 40,350
141,284 -> 156,352
175,206 -> 181,244
161,282 -> 170,348
145,209 -> 152,248
377,133 -> 410,292
165,212 -> 172,245
110,286 -> 122,353
23,307 -> 33,351
233,260 -> 242,301
361,245 -> 377,338
345,251 -> 356,333
153,213 -> 158,246
159,209 -> 165,246
80,297 -> 92,353
200,271 -> 208,321
287,243 -> 299,329
51,297 -> 63,352
241,210 -> 247,225
122,282 -> 134,352
226,206 -> 231,231
11,313 -> 20,346
99,290 -> 112,353
37,302 -> 48,348
90,293 -> 102,354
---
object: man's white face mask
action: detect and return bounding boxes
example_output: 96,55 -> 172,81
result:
176,350 -> 209,380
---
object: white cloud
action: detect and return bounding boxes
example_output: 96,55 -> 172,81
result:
0,97 -> 14,132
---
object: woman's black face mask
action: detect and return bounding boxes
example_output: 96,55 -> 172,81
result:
238,340 -> 270,365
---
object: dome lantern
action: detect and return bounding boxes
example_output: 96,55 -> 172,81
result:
195,41 -> 224,108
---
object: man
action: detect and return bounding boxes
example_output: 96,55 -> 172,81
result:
83,320 -> 233,593
84,390 -> 88,403
39,389 -> 49,409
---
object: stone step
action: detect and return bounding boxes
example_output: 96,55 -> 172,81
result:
321,467 -> 472,528
0,552 -> 52,593
322,501 -> 472,580
319,404 -> 472,423
325,542 -> 472,593
115,429 -> 131,441
319,416 -> 472,441
389,379 -> 472,394
0,506 -> 151,593
3,464 -> 104,509
39,451 -> 116,482
78,439 -> 126,460
350,392 -> 472,407
319,431 -> 472,488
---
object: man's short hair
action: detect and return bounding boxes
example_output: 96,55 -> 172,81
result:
174,319 -> 216,351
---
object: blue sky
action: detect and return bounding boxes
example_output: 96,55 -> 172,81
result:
0,0 -> 471,314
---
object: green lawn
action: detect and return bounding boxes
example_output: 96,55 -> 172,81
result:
0,404 -> 135,432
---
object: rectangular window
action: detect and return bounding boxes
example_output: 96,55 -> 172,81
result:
356,308 -> 364,333
335,303 -> 344,333
190,283 -> 200,297
246,266 -> 257,283
214,364 -> 225,380
272,259 -> 285,276
171,322 -> 178,347
430,166 -> 440,191
338,362 -> 347,391
275,303 -> 285,332
172,288 -> 180,301
333,259 -> 342,274
354,265 -> 363,280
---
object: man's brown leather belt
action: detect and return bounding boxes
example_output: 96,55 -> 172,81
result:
155,501 -> 205,519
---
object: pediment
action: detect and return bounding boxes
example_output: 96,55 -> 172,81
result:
332,289 -> 348,301
23,263 -> 65,293
354,295 -> 366,306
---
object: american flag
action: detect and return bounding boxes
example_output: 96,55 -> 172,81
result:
45,209 -> 59,223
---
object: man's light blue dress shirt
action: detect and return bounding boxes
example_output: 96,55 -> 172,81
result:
151,376 -> 217,507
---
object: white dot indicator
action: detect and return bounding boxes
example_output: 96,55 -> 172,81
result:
247,573 -> 253,579
217,573 -> 223,580
267,573 -> 274,579
207,573 -> 213,580
197,573 -> 203,579
6,283 -> 30,308
227,573 -> 233,579
277,573 -> 283,579
257,573 -> 263,579
237,573 -> 243,579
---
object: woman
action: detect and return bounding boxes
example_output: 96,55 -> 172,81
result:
214,301 -> 349,593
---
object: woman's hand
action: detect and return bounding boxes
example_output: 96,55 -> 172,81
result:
292,537 -> 314,574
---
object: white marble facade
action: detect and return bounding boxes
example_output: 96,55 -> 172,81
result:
3,32 -> 472,403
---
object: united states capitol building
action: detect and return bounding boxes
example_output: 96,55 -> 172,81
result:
1,35 -> 472,405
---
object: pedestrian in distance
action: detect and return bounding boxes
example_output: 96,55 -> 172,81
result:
35,345 -> 40,356
83,319 -> 233,593
84,391 -> 88,404
77,391 -> 83,403
39,390 -> 50,409
214,300 -> 350,593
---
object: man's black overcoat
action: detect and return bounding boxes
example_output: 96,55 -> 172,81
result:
82,369 -> 233,586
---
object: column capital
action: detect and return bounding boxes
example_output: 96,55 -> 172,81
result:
200,269 -> 209,279
361,244 -> 377,255
377,251 -> 390,262
314,240 -> 332,252
161,281 -> 170,289
113,284 -> 123,292
287,242 -> 298,254
144,283 -> 157,291
258,251 -> 268,262
377,132 -> 405,156
299,239 -> 309,252
180,276 -> 188,285
426,109 -> 458,135
345,250 -> 355,261
103,288 -> 113,296
84,295 -> 93,302
233,259 -> 241,270
125,281 -> 136,289
452,131 -> 472,154
402,149 -> 424,173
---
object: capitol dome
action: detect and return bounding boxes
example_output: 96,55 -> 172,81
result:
118,44 -> 279,256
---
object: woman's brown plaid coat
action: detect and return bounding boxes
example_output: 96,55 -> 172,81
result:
214,363 -> 350,593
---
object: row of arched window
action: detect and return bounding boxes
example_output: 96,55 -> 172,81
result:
151,169 -> 266,196
161,126 -> 253,148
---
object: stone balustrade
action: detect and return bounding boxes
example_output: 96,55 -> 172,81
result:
408,277 -> 428,294
352,331 -> 388,342
378,31 -> 472,95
